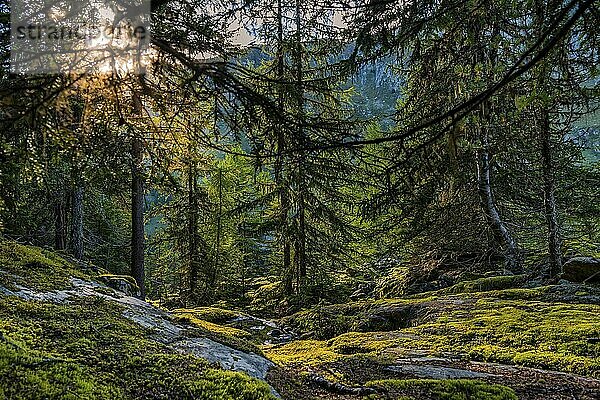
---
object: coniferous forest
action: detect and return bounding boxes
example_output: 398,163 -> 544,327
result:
0,1 -> 599,399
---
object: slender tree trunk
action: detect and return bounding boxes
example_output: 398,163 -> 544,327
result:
276,0 -> 293,296
476,104 -> 520,273
472,21 -> 520,273
54,196 -> 67,251
71,183 -> 84,260
539,108 -> 562,277
293,0 -> 307,291
296,190 -> 306,283
533,0 -> 562,278
530,0 -> 562,279
212,169 -> 223,295
188,158 -> 199,299
240,225 -> 248,294
131,92 -> 145,300
68,91 -> 86,261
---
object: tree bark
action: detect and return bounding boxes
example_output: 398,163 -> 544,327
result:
476,107 -> 521,273
293,0 -> 307,291
54,197 -> 67,251
472,21 -> 520,273
276,0 -> 293,296
539,108 -> 562,277
296,191 -> 307,283
212,168 -> 223,295
188,159 -> 199,300
71,183 -> 84,260
534,0 -> 562,278
131,92 -> 145,300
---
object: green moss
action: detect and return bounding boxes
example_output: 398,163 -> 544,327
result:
374,266 -> 411,298
0,240 -> 275,399
97,274 -> 139,293
173,307 -> 242,324
172,313 -> 264,356
328,331 -> 404,355
366,379 -> 518,400
402,300 -> 600,376
440,275 -> 528,295
280,296 -> 446,341
191,317 -> 251,338
280,303 -> 363,340
0,295 -> 276,399
0,342 -> 121,399
265,340 -> 341,366
248,281 -> 284,316
0,240 -> 89,291
272,294 -> 600,377
480,286 -> 550,300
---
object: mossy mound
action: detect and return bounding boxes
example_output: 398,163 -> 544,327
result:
0,240 -> 90,291
173,307 -> 243,324
436,274 -> 529,295
280,302 -> 366,340
0,240 -> 276,399
279,275 -> 535,341
0,296 -> 275,399
272,287 -> 600,378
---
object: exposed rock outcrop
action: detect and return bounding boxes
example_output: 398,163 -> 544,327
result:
0,274 -> 276,385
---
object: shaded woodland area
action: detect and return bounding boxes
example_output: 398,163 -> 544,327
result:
2,0 -> 598,310
0,1 -> 599,399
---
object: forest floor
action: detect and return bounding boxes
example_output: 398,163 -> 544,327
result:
1,239 -> 599,399
220,280 -> 600,400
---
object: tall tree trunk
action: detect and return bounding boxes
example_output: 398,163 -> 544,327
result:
293,0 -> 307,292
131,92 -> 145,300
476,104 -> 520,273
276,0 -> 293,296
54,196 -> 67,251
534,0 -> 562,278
296,190 -> 306,284
472,21 -> 520,273
212,168 -> 223,295
188,158 -> 199,300
71,183 -> 84,260
539,108 -> 562,277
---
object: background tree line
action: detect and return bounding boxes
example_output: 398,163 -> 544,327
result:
0,0 -> 598,314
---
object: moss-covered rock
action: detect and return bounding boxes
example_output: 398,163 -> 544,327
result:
271,289 -> 600,378
172,312 -> 265,356
373,265 -> 412,298
280,302 -> 364,340
98,274 -> 140,297
173,307 -> 243,324
265,340 -> 342,367
438,274 -> 529,295
0,296 -> 276,399
279,296 -> 440,340
0,240 -> 277,399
